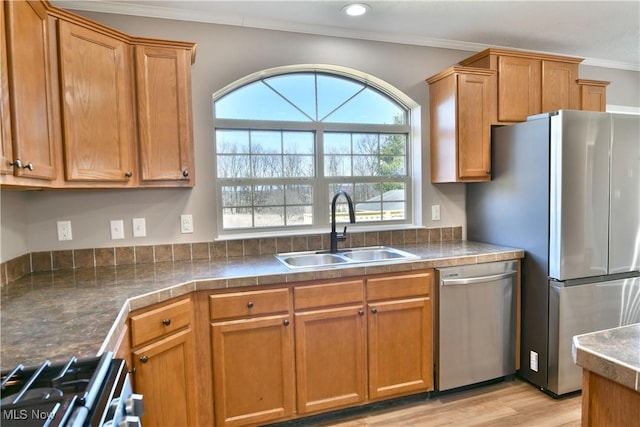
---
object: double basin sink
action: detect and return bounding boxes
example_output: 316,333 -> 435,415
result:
275,246 -> 419,269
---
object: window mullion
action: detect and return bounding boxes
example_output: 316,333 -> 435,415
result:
214,70 -> 412,235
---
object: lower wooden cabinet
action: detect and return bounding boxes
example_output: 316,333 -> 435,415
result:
294,280 -> 367,414
367,272 -> 434,399
127,271 -> 435,426
209,289 -> 295,427
132,329 -> 196,426
129,296 -> 197,427
294,273 -> 434,415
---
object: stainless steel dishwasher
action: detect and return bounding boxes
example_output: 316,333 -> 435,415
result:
437,260 -> 518,391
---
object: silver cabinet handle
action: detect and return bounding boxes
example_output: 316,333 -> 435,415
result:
22,162 -> 34,171
9,159 -> 22,168
441,271 -> 517,286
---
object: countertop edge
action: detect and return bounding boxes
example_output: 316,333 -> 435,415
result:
572,324 -> 640,392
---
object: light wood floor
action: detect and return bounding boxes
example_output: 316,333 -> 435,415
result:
316,379 -> 582,427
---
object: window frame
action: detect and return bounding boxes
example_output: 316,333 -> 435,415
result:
213,65 -> 421,238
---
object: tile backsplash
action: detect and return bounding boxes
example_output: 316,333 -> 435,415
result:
1,226 -> 462,286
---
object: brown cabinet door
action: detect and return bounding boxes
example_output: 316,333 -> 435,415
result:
497,56 -> 541,122
579,84 -> 607,112
135,45 -> 194,186
541,60 -> 579,112
58,19 -> 135,183
295,305 -> 367,414
4,0 -> 57,180
132,328 -> 196,427
427,67 -> 494,183
211,315 -> 295,427
367,296 -> 433,400
0,2 -> 12,175
457,72 -> 492,180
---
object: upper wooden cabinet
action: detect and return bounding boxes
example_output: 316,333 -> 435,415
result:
58,19 -> 136,184
494,55 -> 542,122
460,48 -> 584,123
135,45 -> 194,186
3,1 -> 58,182
541,60 -> 579,114
429,47 -> 609,183
0,0 -> 196,189
0,2 -> 12,176
427,66 -> 495,183
577,79 -> 610,112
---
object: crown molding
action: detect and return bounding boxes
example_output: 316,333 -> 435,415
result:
53,1 -> 640,72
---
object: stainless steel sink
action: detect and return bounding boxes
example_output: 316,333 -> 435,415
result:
342,247 -> 409,261
279,253 -> 348,268
275,246 -> 418,269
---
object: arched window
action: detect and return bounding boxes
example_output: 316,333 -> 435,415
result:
213,66 -> 414,234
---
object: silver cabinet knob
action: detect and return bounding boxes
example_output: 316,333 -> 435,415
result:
119,415 -> 142,427
125,393 -> 144,417
22,162 -> 34,171
182,169 -> 189,178
8,159 -> 22,168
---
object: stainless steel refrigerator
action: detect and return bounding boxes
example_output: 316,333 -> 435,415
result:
466,110 -> 640,396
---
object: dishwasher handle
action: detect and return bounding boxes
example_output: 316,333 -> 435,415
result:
440,270 -> 517,286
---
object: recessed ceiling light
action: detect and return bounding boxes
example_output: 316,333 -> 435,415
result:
342,3 -> 370,17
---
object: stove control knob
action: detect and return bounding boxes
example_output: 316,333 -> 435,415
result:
125,393 -> 144,417
119,415 -> 142,427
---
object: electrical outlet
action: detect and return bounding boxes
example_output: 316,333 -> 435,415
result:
110,220 -> 125,240
57,220 -> 73,241
180,214 -> 193,234
132,218 -> 146,237
431,204 -> 441,221
530,350 -> 539,372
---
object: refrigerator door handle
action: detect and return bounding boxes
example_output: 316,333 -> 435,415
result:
441,271 -> 517,286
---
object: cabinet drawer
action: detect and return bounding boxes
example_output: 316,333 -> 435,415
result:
366,271 -> 432,301
130,297 -> 192,347
294,280 -> 364,310
209,288 -> 290,321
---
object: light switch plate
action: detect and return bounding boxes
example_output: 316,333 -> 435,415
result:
110,220 -> 125,240
132,218 -> 146,237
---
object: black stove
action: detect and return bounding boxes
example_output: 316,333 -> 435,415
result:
1,352 -> 143,426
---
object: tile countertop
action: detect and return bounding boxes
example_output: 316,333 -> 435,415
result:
0,240 -> 522,370
572,323 -> 640,392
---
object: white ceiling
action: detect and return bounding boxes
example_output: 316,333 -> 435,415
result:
53,0 -> 640,71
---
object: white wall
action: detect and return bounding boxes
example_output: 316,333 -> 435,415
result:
1,10 -> 638,261
0,191 -> 29,261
